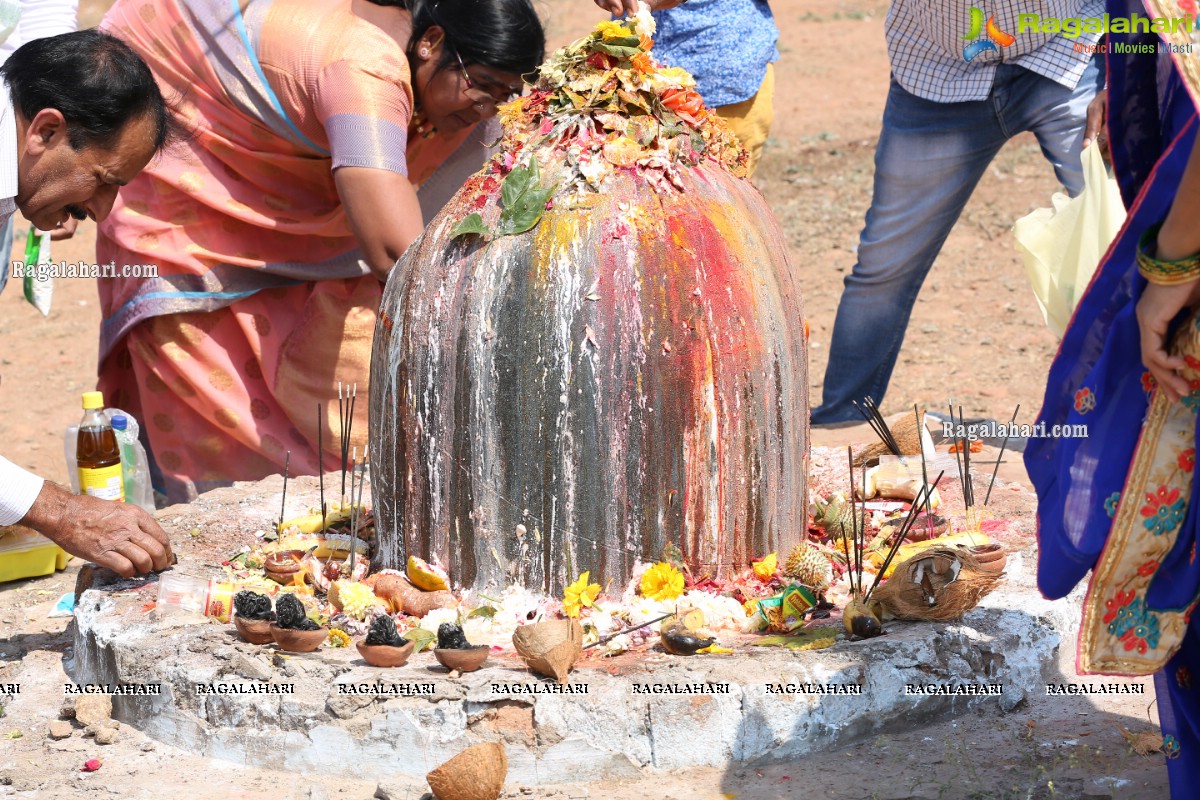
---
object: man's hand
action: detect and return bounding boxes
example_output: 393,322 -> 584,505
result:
1082,88 -> 1109,164
21,481 -> 173,578
592,0 -> 684,15
47,216 -> 79,241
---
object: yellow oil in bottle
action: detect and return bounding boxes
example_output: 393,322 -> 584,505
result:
77,391 -> 124,501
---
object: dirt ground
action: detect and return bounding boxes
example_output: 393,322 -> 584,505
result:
0,1 -> 1173,798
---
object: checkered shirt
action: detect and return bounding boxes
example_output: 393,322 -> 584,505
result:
887,0 -> 1105,102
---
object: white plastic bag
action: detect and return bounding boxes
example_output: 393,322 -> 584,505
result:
1013,143 -> 1126,339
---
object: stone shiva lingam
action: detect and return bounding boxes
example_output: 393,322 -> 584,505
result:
369,11 -> 809,592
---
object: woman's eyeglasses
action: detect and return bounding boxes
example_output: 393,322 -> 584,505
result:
451,47 -> 521,108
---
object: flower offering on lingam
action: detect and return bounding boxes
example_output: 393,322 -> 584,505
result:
370,2 -> 809,595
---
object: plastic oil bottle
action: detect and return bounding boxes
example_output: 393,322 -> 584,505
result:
110,415 -> 146,508
76,391 -> 124,501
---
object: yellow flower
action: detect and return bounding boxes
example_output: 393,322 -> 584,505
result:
640,562 -> 684,601
753,553 -> 778,581
563,571 -> 602,618
326,628 -> 351,648
697,644 -> 733,654
595,20 -> 632,41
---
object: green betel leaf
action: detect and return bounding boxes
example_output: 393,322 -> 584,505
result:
592,41 -> 641,57
466,605 -> 498,620
406,628 -> 436,653
501,158 -> 537,208
497,157 -> 556,237
451,213 -> 490,239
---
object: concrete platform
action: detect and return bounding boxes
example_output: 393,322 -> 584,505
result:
68,452 -> 1080,785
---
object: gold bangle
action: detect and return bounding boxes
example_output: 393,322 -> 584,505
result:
1137,224 -> 1200,285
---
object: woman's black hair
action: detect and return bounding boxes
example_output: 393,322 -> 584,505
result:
0,29 -> 173,153
367,0 -> 545,76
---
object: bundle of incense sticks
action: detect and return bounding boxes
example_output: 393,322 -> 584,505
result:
853,396 -> 901,456
338,382 -> 357,503
345,445 -> 369,571
845,446 -> 872,598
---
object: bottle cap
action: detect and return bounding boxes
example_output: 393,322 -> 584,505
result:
111,415 -> 128,431
81,391 -> 105,410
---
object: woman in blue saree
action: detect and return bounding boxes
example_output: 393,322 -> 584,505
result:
1026,0 -> 1200,790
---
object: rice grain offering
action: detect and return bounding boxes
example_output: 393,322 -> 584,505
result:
371,7 -> 808,592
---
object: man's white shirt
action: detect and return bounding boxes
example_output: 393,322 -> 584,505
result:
0,0 -> 81,526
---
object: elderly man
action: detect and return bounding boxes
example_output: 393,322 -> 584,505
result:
811,0 -> 1107,423
0,29 -> 174,577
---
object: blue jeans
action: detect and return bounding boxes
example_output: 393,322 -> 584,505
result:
811,59 -> 1104,424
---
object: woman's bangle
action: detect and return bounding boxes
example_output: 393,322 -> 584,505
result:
1137,224 -> 1200,285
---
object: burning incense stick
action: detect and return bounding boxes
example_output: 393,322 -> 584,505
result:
279,451 -> 291,529
338,382 -> 347,502
839,521 -> 856,595
959,405 -> 975,508
984,404 -> 1020,506
317,403 -> 326,531
915,404 -> 932,537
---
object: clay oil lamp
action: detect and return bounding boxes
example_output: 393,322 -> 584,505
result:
356,615 -> 415,667
264,549 -> 308,585
269,593 -> 327,652
433,622 -> 489,673
232,590 -> 275,644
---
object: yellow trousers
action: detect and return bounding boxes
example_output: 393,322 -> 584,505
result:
714,63 -> 775,177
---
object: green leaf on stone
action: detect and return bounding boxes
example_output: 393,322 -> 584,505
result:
451,213 -> 491,239
406,627 -> 436,653
751,628 -> 841,651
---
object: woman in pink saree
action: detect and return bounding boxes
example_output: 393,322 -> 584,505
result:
95,0 -> 544,501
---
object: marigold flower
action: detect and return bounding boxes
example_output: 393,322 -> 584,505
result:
631,52 -> 654,74
596,20 -> 632,41
752,553 -> 778,581
640,562 -> 684,601
563,571 -> 602,618
326,628 -> 352,648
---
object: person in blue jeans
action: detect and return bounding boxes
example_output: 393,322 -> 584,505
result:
810,0 -> 1107,424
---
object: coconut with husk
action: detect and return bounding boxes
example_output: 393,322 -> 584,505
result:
853,407 -> 933,467
874,545 -> 1003,622
512,618 -> 583,683
427,741 -> 508,800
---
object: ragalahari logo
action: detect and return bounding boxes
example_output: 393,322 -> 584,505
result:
963,7 -> 1016,61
